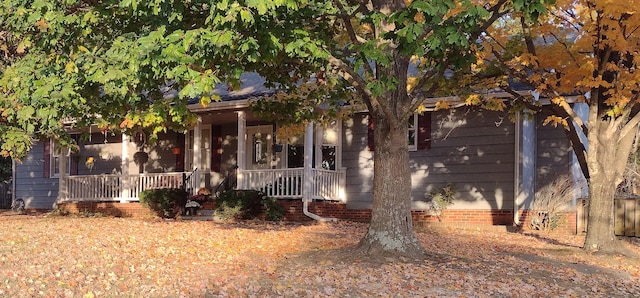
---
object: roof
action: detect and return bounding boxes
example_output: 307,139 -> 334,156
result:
187,71 -> 579,113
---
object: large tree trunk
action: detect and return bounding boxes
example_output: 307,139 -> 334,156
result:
357,0 -> 424,258
584,144 -> 617,252
357,111 -> 425,258
583,117 -> 624,253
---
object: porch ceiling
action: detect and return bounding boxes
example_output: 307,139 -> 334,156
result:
198,109 -> 264,126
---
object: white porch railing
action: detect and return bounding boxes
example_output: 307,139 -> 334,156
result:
66,174 -> 122,201
63,172 -> 197,202
310,168 -> 346,201
243,168 -> 304,198
62,168 -> 344,202
241,168 -> 345,200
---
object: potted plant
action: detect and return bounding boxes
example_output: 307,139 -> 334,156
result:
133,151 -> 149,165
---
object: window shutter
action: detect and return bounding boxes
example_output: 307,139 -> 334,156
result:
367,115 -> 374,151
417,112 -> 432,150
212,125 -> 222,172
43,140 -> 50,178
69,134 -> 78,176
70,157 -> 78,176
176,133 -> 185,172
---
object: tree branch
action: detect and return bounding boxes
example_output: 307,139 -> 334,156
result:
332,0 -> 374,78
520,16 -> 537,57
328,54 -> 385,115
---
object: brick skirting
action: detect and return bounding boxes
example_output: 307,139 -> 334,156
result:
55,200 -> 578,234
56,202 -> 156,218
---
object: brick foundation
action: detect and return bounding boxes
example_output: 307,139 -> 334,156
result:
56,202 -> 156,218
55,200 -> 578,234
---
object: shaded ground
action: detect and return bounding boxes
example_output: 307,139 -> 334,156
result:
0,211 -> 638,297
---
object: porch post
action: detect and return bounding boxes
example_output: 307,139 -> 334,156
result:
315,125 -> 323,169
303,121 -> 314,202
336,119 -> 343,169
120,134 -> 130,203
57,147 -> 68,202
194,116 -> 202,190
237,111 -> 247,189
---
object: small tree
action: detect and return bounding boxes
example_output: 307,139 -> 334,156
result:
425,184 -> 456,222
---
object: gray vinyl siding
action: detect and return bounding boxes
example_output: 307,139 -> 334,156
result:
73,132 -> 126,175
343,108 -> 516,210
535,112 -> 573,193
14,142 -> 58,209
144,131 -> 182,174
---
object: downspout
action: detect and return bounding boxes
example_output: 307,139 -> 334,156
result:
303,121 -> 337,222
514,113 -> 522,226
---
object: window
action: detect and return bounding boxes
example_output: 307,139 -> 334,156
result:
49,140 -> 70,178
320,120 -> 340,170
368,112 -> 431,151
408,114 -> 418,151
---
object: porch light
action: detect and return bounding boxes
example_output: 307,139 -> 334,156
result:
172,147 -> 181,155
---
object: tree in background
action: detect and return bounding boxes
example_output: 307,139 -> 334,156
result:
0,0 -> 550,257
0,31 -> 17,182
474,0 -> 640,254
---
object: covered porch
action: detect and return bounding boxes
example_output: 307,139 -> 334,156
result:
59,167 -> 345,202
55,106 -> 346,205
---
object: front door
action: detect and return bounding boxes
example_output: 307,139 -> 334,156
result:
246,125 -> 273,170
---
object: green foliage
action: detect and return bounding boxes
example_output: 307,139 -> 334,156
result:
0,155 -> 11,182
425,184 -> 457,221
214,190 -> 283,221
139,188 -> 188,219
49,207 -> 71,217
0,0 -> 554,161
263,197 -> 286,221
49,207 -> 104,218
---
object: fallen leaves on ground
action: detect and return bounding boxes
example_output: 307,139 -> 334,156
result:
0,213 -> 638,297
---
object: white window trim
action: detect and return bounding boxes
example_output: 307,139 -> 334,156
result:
408,113 -> 418,152
50,140 -> 70,178
185,125 -> 212,171
317,119 -> 342,170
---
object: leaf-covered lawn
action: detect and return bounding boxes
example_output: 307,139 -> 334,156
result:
0,213 -> 639,297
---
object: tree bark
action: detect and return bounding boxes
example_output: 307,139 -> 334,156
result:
583,116 -> 624,254
584,133 -> 617,252
355,0 -> 425,258
357,110 -> 425,258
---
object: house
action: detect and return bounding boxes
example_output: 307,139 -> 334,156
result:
12,73 -> 588,232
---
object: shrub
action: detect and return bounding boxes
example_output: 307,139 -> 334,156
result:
263,197 -> 286,221
530,174 -> 585,231
139,188 -> 188,219
214,190 -> 284,221
425,184 -> 457,222
49,207 -> 71,217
